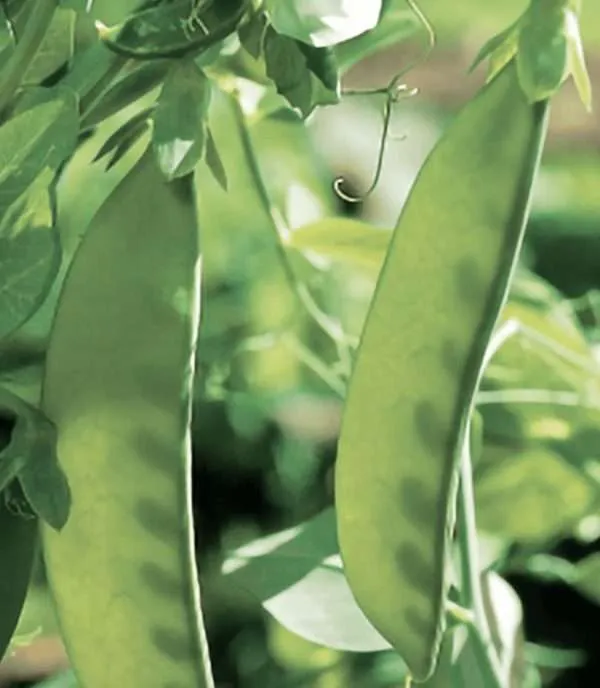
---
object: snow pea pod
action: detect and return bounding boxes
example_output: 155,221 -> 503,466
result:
335,60 -> 549,683
40,149 -> 213,687
100,0 -> 249,61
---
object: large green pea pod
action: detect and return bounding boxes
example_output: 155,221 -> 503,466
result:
335,60 -> 549,683
40,149 -> 214,686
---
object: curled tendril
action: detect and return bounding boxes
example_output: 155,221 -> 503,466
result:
334,0 -> 435,204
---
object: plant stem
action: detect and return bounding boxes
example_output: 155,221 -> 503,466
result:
0,0 -> 57,117
457,417 -> 504,688
283,334 -> 346,398
228,91 -> 351,380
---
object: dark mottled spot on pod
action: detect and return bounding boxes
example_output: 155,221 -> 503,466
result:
455,257 -> 483,305
151,626 -> 192,662
139,562 -> 182,597
134,498 -> 181,540
413,401 -> 445,455
134,432 -> 177,477
395,541 -> 434,592
399,477 -> 436,526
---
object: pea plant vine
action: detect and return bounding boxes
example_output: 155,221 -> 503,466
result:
0,1 -> 598,687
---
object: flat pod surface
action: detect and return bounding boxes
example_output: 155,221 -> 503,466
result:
0,501 -> 37,660
335,61 -> 549,682
40,150 -> 213,687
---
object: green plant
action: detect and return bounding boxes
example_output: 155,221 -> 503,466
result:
0,1 -> 597,687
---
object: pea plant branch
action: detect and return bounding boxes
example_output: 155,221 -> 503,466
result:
228,90 -> 353,390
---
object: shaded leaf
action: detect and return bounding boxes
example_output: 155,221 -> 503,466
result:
100,0 -> 246,60
0,89 -> 77,341
23,9 -> 75,85
60,40 -> 120,102
82,60 -> 170,129
152,59 -> 211,179
238,10 -> 268,58
0,388 -> 70,530
264,27 -> 340,118
94,107 -> 153,166
0,493 -> 37,662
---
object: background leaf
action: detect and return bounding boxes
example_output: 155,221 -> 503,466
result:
335,0 -> 420,73
222,509 -> 392,652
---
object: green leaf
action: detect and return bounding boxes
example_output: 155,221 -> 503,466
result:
265,0 -> 383,48
152,59 -> 212,180
0,89 -> 78,341
23,8 -> 75,85
297,42 -> 340,93
94,108 -> 153,168
264,27 -> 340,118
517,1 -> 570,103
564,7 -> 592,111
238,10 -> 268,58
0,388 -> 70,530
100,0 -> 247,61
222,508 -> 393,652
475,447 -> 598,542
82,60 -> 170,129
0,406 -> 23,491
288,217 -> 391,273
469,20 -> 520,80
18,427 -> 71,532
60,40 -> 120,102
0,492 -> 37,662
335,0 -> 420,73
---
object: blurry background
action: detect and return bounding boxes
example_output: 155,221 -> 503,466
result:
2,0 -> 600,686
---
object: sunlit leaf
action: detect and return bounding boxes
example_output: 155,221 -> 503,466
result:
475,447 -> 598,542
222,509 -> 392,652
265,0 -> 383,48
288,217 -> 391,273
